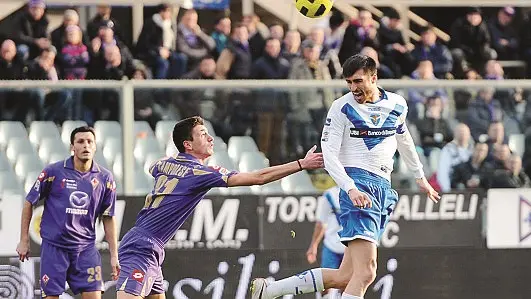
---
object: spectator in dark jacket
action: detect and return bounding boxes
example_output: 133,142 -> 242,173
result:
14,0 -> 50,60
51,9 -> 90,51
488,6 -> 519,60
0,39 -> 27,80
339,9 -> 380,64
490,154 -> 531,188
215,22 -> 252,79
87,5 -> 123,44
211,17 -> 231,59
467,88 -> 504,140
411,25 -> 453,79
281,30 -> 301,63
415,96 -> 453,154
378,8 -> 415,77
451,142 -> 492,189
251,38 -> 290,79
449,7 -> 496,78
136,3 -> 187,79
176,9 -> 216,71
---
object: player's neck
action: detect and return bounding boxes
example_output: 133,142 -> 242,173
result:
366,87 -> 381,103
73,157 -> 92,173
186,151 -> 206,165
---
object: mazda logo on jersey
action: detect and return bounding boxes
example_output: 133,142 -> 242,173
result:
69,191 -> 89,209
350,127 -> 396,138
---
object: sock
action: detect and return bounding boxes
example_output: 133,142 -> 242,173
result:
266,268 -> 324,297
341,294 -> 362,299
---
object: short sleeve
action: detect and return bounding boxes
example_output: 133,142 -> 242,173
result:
194,165 -> 238,189
100,174 -> 117,216
26,166 -> 54,205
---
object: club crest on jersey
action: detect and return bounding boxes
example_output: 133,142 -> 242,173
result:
370,113 -> 381,126
91,178 -> 99,188
42,274 -> 49,285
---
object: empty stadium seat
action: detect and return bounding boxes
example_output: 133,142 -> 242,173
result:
238,152 -> 269,172
204,120 -> 216,136
134,121 -> 155,138
48,153 -> 68,164
102,138 -> 122,166
227,136 -> 259,164
259,181 -> 285,195
24,171 -> 41,194
0,121 -> 27,150
28,121 -> 61,147
15,154 -> 44,180
166,141 -> 179,157
6,138 -> 37,165
281,170 -> 317,194
155,120 -> 176,147
38,138 -> 69,164
508,134 -> 525,158
94,150 -> 109,170
94,121 -> 122,146
0,152 -> 10,171
0,170 -> 23,194
134,137 -> 162,163
132,172 -> 153,196
206,151 -> 236,170
143,153 -> 163,175
213,137 -> 227,151
61,120 -> 88,145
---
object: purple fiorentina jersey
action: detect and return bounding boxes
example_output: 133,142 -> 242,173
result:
134,153 -> 237,244
26,157 -> 117,250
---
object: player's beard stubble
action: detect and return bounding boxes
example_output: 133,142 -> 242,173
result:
353,86 -> 375,104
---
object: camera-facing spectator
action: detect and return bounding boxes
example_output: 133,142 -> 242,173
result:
451,142 -> 492,189
338,9 -> 380,64
0,40 -> 27,80
136,3 -> 187,79
408,60 -> 448,120
251,38 -> 290,80
415,96 -> 453,154
360,46 -> 395,79
176,9 -> 216,71
51,9 -> 89,51
182,56 -> 216,80
490,154 -> 531,188
59,25 -> 89,80
378,8 -> 415,78
488,6 -> 519,60
211,16 -> 231,59
281,30 -> 301,63
467,87 -> 504,140
486,143 -> 512,170
411,25 -> 453,79
216,22 -> 252,79
87,5 -> 123,43
243,14 -> 269,61
15,0 -> 50,60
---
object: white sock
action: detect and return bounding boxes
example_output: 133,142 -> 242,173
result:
266,268 -> 324,297
341,294 -> 362,299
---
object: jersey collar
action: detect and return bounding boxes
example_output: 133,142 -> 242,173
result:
175,152 -> 201,164
374,87 -> 388,103
63,156 -> 101,173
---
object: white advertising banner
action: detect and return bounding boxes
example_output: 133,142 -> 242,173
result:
487,188 -> 531,248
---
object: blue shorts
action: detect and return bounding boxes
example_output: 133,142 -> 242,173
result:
338,167 -> 399,246
40,241 -> 103,297
321,246 -> 343,269
116,227 -> 165,297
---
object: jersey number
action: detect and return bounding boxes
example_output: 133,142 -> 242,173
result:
87,266 -> 102,282
143,175 -> 179,209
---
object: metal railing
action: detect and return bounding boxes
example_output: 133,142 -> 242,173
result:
1,78 -> 530,195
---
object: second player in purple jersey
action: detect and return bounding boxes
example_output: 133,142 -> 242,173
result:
116,116 -> 324,299
17,126 -> 120,299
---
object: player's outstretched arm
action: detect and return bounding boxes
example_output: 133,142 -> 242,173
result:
16,201 -> 33,261
227,145 -> 323,187
102,216 -> 120,280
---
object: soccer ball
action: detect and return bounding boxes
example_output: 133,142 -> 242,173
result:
295,0 -> 334,19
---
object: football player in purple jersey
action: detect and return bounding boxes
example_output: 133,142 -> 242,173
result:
115,116 -> 323,298
17,126 -> 120,299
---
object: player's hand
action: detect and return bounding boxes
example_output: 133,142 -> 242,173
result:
110,256 -> 120,281
348,189 -> 372,209
299,145 -> 324,170
16,239 -> 30,262
306,245 -> 318,264
416,177 -> 440,203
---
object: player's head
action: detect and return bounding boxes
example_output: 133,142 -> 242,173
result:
70,126 -> 96,163
173,116 -> 214,160
342,54 -> 378,104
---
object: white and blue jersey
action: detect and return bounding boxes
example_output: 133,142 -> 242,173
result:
321,88 -> 425,245
317,186 -> 345,269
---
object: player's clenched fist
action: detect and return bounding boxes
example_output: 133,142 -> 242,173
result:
299,145 -> 324,170
348,189 -> 372,209
16,239 -> 30,261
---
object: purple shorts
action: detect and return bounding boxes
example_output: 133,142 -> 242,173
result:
116,227 -> 165,297
40,241 -> 103,297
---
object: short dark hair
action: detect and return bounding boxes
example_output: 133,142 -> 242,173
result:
342,54 -> 377,78
157,3 -> 170,12
70,126 -> 96,144
172,116 -> 204,153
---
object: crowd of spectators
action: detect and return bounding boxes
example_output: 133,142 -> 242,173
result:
1,1 -> 531,186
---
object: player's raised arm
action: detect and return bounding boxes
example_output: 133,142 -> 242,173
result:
321,102 -> 357,195
395,106 -> 440,202
227,145 -> 323,187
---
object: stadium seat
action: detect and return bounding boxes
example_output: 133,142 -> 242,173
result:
6,138 -> 37,165
132,172 -> 153,196
102,138 -> 122,166
227,136 -> 259,164
61,120 -> 88,146
112,153 -> 142,181
206,150 -> 236,170
15,154 -> 44,180
134,137 -> 162,163
259,181 -> 285,195
166,141 -> 179,157
0,121 -> 27,150
143,152 -> 163,176
238,152 -> 269,172
48,153 -> 68,164
508,134 -> 525,158
94,121 -> 122,146
204,120 -> 216,136
429,148 -> 441,171
155,120 -> 176,147
281,170 -> 317,194
23,171 -> 41,194
38,138 -> 69,164
134,121 -> 155,138
28,121 -> 61,147
0,152 -> 11,171
94,149 -> 109,170
213,136 -> 227,151
0,170 -> 23,194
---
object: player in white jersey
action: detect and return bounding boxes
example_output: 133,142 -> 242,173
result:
306,186 -> 344,298
251,54 -> 440,299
